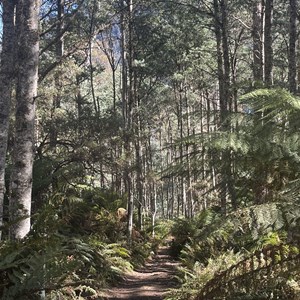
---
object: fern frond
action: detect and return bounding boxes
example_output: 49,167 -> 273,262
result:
240,88 -> 300,123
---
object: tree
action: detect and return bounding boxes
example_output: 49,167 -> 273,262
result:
288,0 -> 297,94
0,0 -> 16,240
9,0 -> 40,240
123,0 -> 134,241
213,0 -> 232,214
264,0 -> 273,85
49,0 -> 65,150
252,0 -> 263,82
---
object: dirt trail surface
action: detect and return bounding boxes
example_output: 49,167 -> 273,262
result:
101,246 -> 180,300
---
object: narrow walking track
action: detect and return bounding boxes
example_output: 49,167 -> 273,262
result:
101,246 -> 180,300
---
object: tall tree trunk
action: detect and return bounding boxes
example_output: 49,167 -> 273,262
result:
151,183 -> 157,238
0,0 -> 16,241
76,75 -> 84,132
297,39 -> 300,90
252,0 -> 263,82
288,0 -> 297,94
120,0 -> 135,242
214,0 -> 225,214
99,25 -> 119,113
214,0 -> 225,121
127,0 -> 135,243
167,118 -> 175,218
50,0 -> 64,149
185,94 -> 193,218
9,0 -> 40,240
178,89 -> 186,217
220,0 -> 231,112
264,0 -> 273,86
89,0 -> 99,114
135,97 -> 143,230
214,0 -> 231,214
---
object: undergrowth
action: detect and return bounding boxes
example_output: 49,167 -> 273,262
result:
0,190 -> 154,299
166,202 -> 300,300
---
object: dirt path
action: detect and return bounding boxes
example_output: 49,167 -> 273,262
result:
101,247 -> 180,300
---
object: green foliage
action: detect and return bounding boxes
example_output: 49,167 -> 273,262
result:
5,0 -> 300,297
199,242 -> 300,299
236,89 -> 300,204
0,186 -> 160,299
81,187 -> 127,212
0,231 -> 133,299
191,203 -> 299,262
169,218 -> 198,258
152,219 -> 175,241
240,88 -> 300,120
167,202 -> 300,300
36,186 -> 129,243
165,88 -> 300,209
128,241 -> 153,267
166,250 -> 243,300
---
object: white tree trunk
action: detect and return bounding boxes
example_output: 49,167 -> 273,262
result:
9,0 -> 40,240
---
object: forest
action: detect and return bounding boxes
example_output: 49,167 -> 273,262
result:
0,0 -> 300,299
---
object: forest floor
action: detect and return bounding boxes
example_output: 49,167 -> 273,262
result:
101,246 -> 180,300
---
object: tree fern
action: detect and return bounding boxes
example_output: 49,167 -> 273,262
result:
163,88 -> 300,208
240,88 -> 300,119
169,202 -> 300,300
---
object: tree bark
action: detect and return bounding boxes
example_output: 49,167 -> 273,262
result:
135,102 -> 143,230
89,0 -> 99,114
178,88 -> 186,217
9,0 -> 40,240
151,183 -> 157,237
252,0 -> 263,82
264,0 -> 273,86
50,0 -> 64,150
288,0 -> 297,94
120,0 -> 135,242
220,0 -> 231,112
185,95 -> 193,218
0,0 -> 16,241
214,0 -> 230,214
213,0 -> 225,121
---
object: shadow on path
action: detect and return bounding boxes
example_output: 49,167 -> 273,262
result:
101,247 -> 180,300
